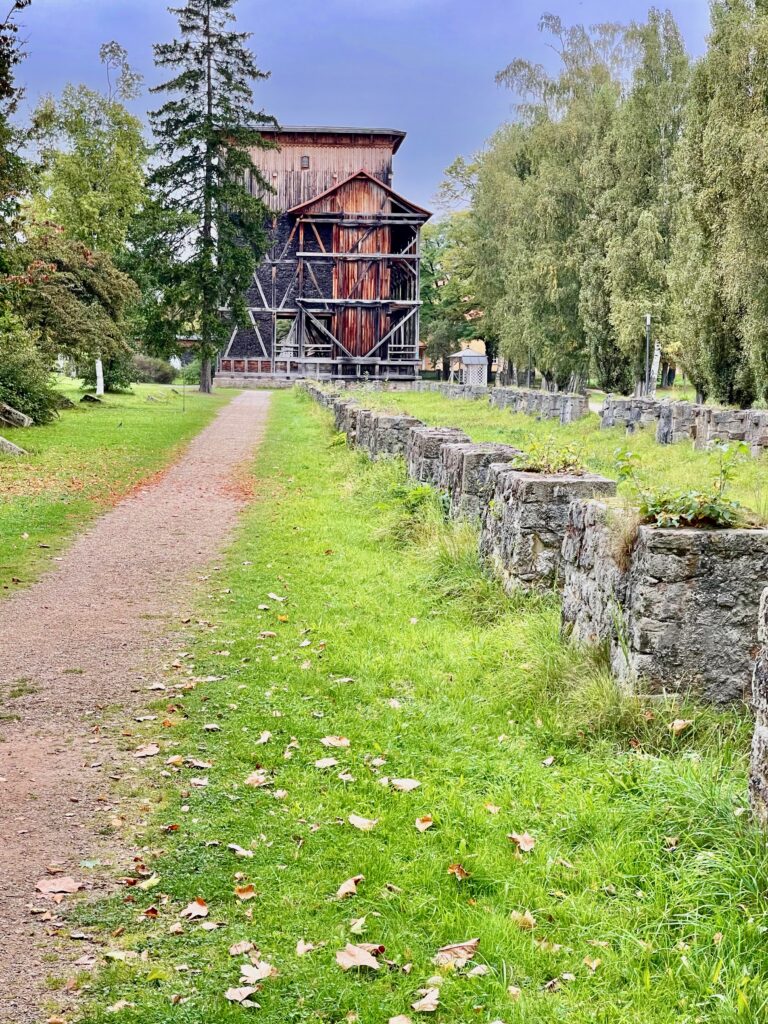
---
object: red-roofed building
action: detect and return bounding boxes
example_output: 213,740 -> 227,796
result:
217,126 -> 431,384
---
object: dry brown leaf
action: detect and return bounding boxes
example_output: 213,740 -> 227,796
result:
433,938 -> 479,967
179,897 -> 208,919
411,987 -> 440,1012
235,884 -> 256,901
134,744 -> 160,759
336,874 -> 364,899
507,984 -> 522,999
224,986 -> 259,1006
244,771 -> 270,787
468,964 -> 489,977
35,876 -> 81,895
321,736 -> 350,748
391,778 -> 420,793
508,831 -> 536,853
228,844 -> 254,859
349,916 -> 367,935
336,942 -> 380,971
296,938 -> 316,956
389,1017 -> 413,1024
669,718 -> 693,736
348,814 -> 378,832
447,863 -> 470,881
583,956 -> 601,973
229,940 -> 254,956
484,802 -> 501,814
255,731 -> 272,745
314,757 -> 338,769
510,909 -> 536,931
240,960 -> 277,982
415,815 -> 434,833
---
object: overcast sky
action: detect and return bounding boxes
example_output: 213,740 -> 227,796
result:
18,0 -> 711,209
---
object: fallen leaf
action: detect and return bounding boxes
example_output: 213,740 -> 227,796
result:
391,778 -> 420,793
336,942 -> 380,971
507,984 -> 522,999
670,718 -> 693,736
314,757 -> 338,769
542,756 -> 555,767
229,940 -> 254,956
321,736 -> 350,748
348,814 -> 378,832
484,803 -> 501,815
235,884 -> 256,901
389,1017 -> 413,1024
35,877 -> 81,895
468,964 -> 489,977
349,915 -> 367,935
228,844 -> 254,859
583,956 -> 601,973
336,875 -> 364,899
447,863 -> 470,881
107,1000 -> 136,1013
415,815 -> 434,833
433,938 -> 479,967
224,986 -> 259,1006
508,831 -> 536,853
244,771 -> 270,787
296,938 -> 316,956
255,731 -> 272,745
510,909 -> 536,931
179,898 -> 208,919
411,987 -> 440,1012
240,960 -> 277,982
134,744 -> 160,759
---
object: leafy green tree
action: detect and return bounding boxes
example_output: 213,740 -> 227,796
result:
6,227 -> 138,366
147,0 -> 277,393
0,0 -> 32,268
420,215 -> 478,376
30,43 -> 148,257
0,307 -> 59,423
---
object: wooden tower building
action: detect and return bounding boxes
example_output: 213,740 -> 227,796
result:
217,126 -> 431,383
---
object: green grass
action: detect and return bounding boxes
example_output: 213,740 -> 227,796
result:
68,391 -> 768,1023
349,389 -> 768,520
0,380 -> 232,590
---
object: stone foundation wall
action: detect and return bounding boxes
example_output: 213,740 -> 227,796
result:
600,396 -> 663,433
481,470 -> 617,592
438,443 -> 523,521
562,499 -> 768,704
406,426 -> 470,487
368,412 -> 425,460
490,387 -> 589,424
750,589 -> 768,821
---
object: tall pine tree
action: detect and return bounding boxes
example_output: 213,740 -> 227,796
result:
149,0 -> 276,392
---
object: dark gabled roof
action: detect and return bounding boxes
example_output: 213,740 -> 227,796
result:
286,169 -> 431,220
256,125 -> 407,153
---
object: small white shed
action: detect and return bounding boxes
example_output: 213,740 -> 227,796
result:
448,349 -> 488,387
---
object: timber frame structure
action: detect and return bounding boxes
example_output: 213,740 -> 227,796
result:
218,127 -> 431,383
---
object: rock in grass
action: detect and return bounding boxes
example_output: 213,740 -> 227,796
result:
0,434 -> 27,456
0,402 -> 33,428
80,394 -> 103,404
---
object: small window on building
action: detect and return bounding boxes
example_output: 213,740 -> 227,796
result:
300,155 -> 310,170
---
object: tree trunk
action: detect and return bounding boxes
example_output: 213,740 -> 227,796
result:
200,357 -> 212,394
95,358 -> 105,397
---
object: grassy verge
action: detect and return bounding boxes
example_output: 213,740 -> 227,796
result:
343,389 -> 768,520
63,391 -> 768,1024
0,380 -> 232,590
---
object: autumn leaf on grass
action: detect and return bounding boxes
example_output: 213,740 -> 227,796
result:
296,938 -> 317,956
336,943 -> 381,971
411,987 -> 440,1012
510,909 -> 536,931
468,964 -> 489,977
35,877 -> 81,895
235,884 -> 257,901
240,960 -> 277,982
508,831 -> 536,853
389,1017 -> 413,1024
134,743 -> 160,759
349,916 -> 367,935
229,941 -> 254,956
391,778 -> 420,793
244,771 -> 270,788
321,735 -> 350,748
314,757 -> 338,769
669,718 -> 693,736
336,875 -> 364,899
415,815 -> 434,833
447,863 -> 470,881
255,731 -> 272,745
224,986 -> 259,1007
583,956 -> 601,973
228,844 -> 254,859
433,938 -> 479,967
349,814 -> 378,832
484,803 -> 501,815
179,898 -> 208,919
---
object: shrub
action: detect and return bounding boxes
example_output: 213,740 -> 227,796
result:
132,354 -> 175,385
0,309 -> 59,424
513,436 -> 586,474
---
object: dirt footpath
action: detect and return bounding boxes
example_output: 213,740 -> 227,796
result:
0,390 -> 271,1023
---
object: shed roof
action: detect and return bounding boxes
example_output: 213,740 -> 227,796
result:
256,125 -> 407,153
449,349 -> 488,364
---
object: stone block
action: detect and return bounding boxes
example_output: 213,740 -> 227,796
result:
481,471 -> 617,592
406,426 -> 470,486
368,413 -> 424,460
438,442 -> 523,520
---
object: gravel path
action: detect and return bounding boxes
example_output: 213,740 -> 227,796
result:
0,390 -> 270,1023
